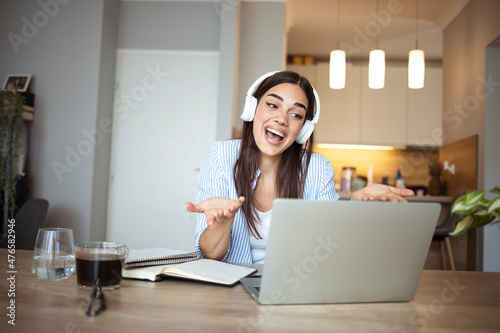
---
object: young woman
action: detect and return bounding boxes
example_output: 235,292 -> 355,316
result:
186,71 -> 413,264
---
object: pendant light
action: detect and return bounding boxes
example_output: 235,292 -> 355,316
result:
408,0 -> 425,89
368,0 -> 385,89
329,0 -> 346,89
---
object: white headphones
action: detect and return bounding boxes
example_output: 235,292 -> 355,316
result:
240,71 -> 321,145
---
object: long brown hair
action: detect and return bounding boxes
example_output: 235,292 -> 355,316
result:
233,71 -> 316,238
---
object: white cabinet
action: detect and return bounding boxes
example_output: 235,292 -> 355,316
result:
407,66 -> 443,147
314,63 -> 362,144
360,66 -> 407,146
288,63 -> 442,147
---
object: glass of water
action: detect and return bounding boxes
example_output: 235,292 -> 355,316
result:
31,228 -> 76,281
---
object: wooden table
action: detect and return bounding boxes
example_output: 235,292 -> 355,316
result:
1,250 -> 499,332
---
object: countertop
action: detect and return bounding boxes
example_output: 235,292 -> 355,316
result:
337,192 -> 453,203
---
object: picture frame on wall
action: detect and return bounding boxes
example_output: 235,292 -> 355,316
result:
2,74 -> 32,92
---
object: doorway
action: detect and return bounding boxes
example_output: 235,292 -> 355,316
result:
106,50 -> 219,250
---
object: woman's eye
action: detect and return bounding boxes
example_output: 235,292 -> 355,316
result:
266,102 -> 277,108
291,112 -> 304,120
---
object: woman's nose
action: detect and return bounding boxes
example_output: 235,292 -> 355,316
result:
274,110 -> 288,125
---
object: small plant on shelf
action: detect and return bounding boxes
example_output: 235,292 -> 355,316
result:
449,187 -> 500,236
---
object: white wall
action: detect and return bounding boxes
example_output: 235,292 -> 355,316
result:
483,44 -> 500,272
216,0 -> 241,141
0,0 -> 120,244
234,1 -> 287,131
443,0 -> 500,192
0,0 -> 223,244
443,0 -> 500,271
118,1 -> 219,51
90,0 -> 121,241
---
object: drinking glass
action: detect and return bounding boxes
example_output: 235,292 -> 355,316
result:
31,228 -> 76,281
75,242 -> 128,290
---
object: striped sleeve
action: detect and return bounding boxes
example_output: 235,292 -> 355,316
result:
194,142 -> 229,258
303,153 -> 340,201
193,141 -> 252,263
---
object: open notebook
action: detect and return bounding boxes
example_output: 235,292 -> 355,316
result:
123,248 -> 256,286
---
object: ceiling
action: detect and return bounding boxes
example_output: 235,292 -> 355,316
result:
286,0 -> 470,61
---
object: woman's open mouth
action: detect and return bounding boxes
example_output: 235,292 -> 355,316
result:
265,127 -> 285,143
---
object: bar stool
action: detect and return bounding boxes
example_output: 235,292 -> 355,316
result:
432,190 -> 467,271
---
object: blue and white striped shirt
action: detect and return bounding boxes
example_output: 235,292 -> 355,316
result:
194,139 -> 339,263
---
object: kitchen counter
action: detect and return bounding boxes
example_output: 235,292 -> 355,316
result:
337,192 -> 453,203
338,191 -> 453,226
406,195 -> 453,203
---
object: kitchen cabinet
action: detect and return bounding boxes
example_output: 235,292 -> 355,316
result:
407,66 -> 443,147
287,63 -> 442,147
360,65 -> 407,146
314,62 -> 362,144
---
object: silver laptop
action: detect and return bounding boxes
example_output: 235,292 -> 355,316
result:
241,199 -> 440,305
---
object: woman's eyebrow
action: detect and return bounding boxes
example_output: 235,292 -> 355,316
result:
267,93 -> 283,101
267,93 -> 306,111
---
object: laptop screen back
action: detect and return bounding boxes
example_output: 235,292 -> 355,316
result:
255,199 -> 440,305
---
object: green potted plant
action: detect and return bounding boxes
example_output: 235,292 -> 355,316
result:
449,187 -> 500,236
0,90 -> 24,234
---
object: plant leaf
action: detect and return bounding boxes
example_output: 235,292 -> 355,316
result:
464,191 -> 486,206
473,209 -> 489,216
487,196 -> 500,214
452,196 -> 478,215
449,215 -> 474,237
490,187 -> 500,195
472,213 -> 496,228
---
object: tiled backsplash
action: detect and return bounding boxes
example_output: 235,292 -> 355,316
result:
314,146 -> 439,188
314,135 -> 478,196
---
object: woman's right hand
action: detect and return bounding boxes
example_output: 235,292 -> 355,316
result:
185,196 -> 245,226
186,196 -> 245,261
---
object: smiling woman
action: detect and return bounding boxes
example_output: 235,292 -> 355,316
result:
185,71 -> 414,264
253,84 -> 308,153
253,87 -> 310,165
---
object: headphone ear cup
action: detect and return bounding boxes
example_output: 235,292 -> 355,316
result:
241,95 -> 258,122
295,120 -> 315,144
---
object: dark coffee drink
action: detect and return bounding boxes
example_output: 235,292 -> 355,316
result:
75,242 -> 128,290
76,254 -> 124,289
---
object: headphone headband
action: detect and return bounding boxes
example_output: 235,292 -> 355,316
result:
245,71 -> 280,100
240,71 -> 320,144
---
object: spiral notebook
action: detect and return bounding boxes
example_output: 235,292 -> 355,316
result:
124,248 -> 200,270
123,248 -> 257,286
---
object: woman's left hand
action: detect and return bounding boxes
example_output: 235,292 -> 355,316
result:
351,184 -> 415,202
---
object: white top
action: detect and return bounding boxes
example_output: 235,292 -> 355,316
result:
249,209 -> 272,264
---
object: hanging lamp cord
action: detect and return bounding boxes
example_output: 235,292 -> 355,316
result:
415,0 -> 419,49
375,0 -> 379,49
336,0 -> 341,49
